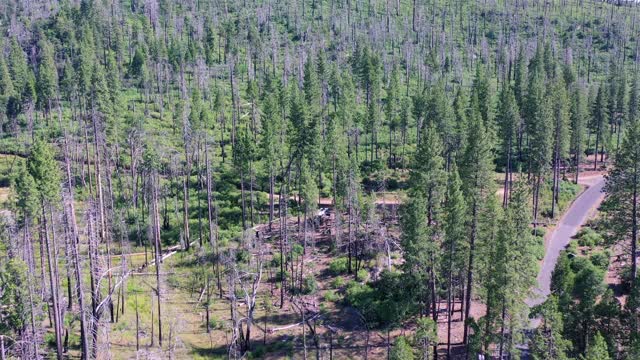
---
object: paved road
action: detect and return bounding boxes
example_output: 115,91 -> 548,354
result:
528,175 -> 605,307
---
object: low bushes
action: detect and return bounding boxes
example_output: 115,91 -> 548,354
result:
575,227 -> 604,248
328,257 -> 349,275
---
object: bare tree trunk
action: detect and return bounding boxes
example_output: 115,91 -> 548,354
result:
42,204 -> 64,360
183,152 -> 192,249
135,294 -> 140,351
240,168 -> 248,230
269,168 -> 275,232
59,105 -> 90,359
463,201 -> 477,349
88,205 -> 101,359
152,174 -> 163,346
92,109 -> 114,323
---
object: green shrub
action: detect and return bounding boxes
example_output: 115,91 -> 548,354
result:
387,177 -> 400,190
328,257 -> 349,275
345,281 -> 375,314
532,227 -> 546,238
246,340 -> 293,359
323,290 -> 340,302
274,270 -> 290,282
558,181 -> 580,201
576,228 -> 604,247
360,159 -> 385,175
532,236 -> 545,261
271,253 -> 283,268
356,268 -> 369,282
390,336 -> 415,360
303,275 -> 318,294
566,241 -> 579,255
209,316 -> 224,330
236,249 -> 250,263
344,271 -> 418,327
292,244 -> 304,257
570,257 -> 593,273
590,251 -> 610,270
331,276 -> 345,288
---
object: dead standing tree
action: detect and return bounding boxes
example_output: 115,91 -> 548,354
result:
144,146 -> 164,346
225,233 -> 265,357
86,202 -> 102,359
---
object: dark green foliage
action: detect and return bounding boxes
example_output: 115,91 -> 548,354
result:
12,161 -> 39,220
302,275 -> 317,294
575,228 -> 604,248
36,39 -> 58,112
328,257 -> 349,275
390,336 -> 415,360
27,139 -> 61,203
128,47 -> 147,81
0,258 -> 30,334
529,296 -> 571,360
344,271 -> 418,328
583,332 -> 611,360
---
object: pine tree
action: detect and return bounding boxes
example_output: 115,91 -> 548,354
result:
10,161 -> 41,357
390,336 -> 415,360
602,119 -> 640,281
28,140 -> 61,203
288,84 -> 307,160
473,65 -> 494,129
427,82 -> 455,162
530,296 -> 571,360
582,332 -> 611,360
7,38 -> 35,125
204,22 -> 216,66
606,61 -> 619,155
386,65 -> 401,166
513,48 -> 528,118
303,57 -> 321,119
615,67 -> 627,150
629,73 -> 639,124
0,55 -> 14,97
0,258 -> 30,335
550,76 -> 570,218
592,85 -> 609,170
0,54 -> 14,130
460,95 -> 495,346
13,162 -> 39,223
129,47 -> 147,89
401,124 -> 446,324
105,51 -> 123,112
78,29 -> 96,96
260,86 -> 282,230
298,158 -> 317,291
452,88 -> 469,161
476,192 -> 503,354
442,163 -> 467,357
570,86 -> 588,184
526,59 -> 553,225
36,38 -> 58,117
496,178 -> 538,356
414,318 -> 437,359
8,38 -> 29,94
497,83 -> 519,206
27,139 -> 63,360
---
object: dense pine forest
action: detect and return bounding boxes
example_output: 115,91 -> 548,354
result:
1,0 -> 640,359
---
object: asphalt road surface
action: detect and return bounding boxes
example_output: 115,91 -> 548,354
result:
528,175 -> 605,307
